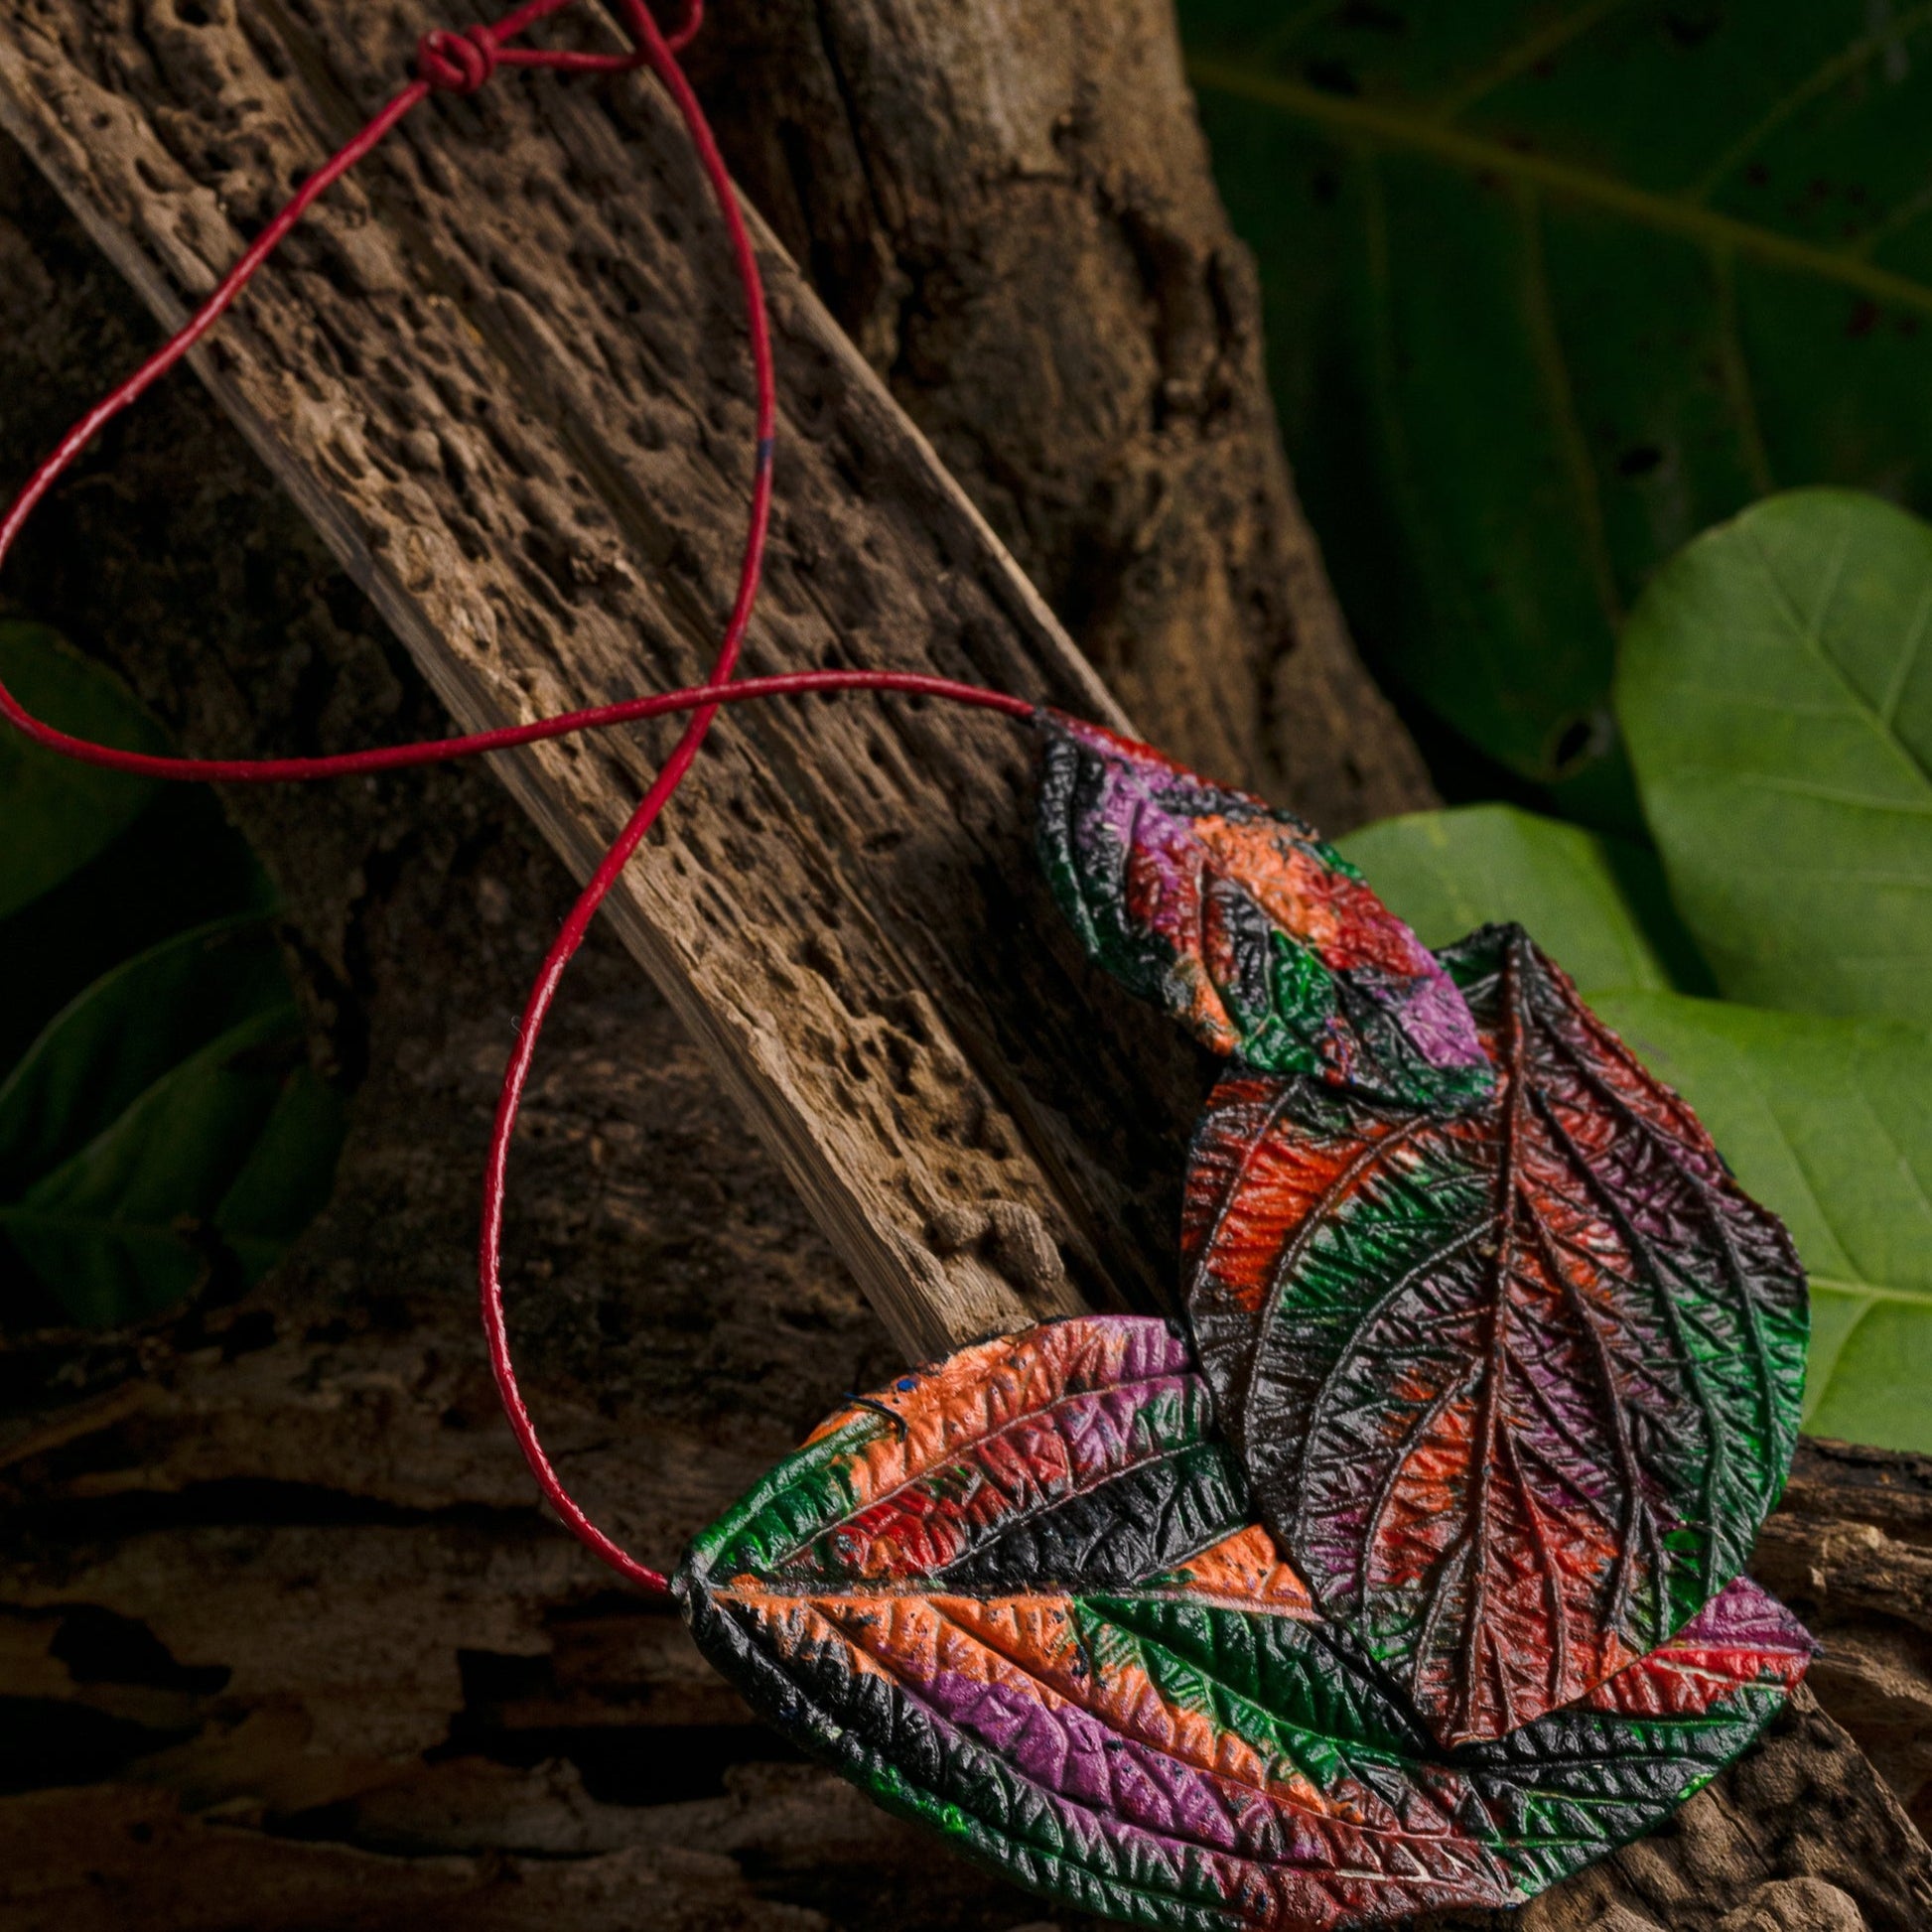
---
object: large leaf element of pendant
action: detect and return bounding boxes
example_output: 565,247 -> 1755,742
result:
1035,712 -> 1491,1108
678,1315 -> 1807,1931
1185,926 -> 1808,1749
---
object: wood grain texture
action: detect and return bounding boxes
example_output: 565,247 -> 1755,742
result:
0,0 -> 1218,1362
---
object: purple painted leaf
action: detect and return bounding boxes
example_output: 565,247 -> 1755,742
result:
1185,925 -> 1810,1748
679,1315 -> 1808,1931
1035,712 -> 1492,1107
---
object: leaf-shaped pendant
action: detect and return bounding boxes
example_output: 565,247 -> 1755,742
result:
677,1315 -> 1809,1930
1035,713 -> 1492,1107
1185,926 -> 1809,1748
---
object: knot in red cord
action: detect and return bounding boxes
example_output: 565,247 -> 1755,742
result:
417,24 -> 498,94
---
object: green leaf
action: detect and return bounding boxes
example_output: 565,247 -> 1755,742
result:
1590,989 -> 1932,1454
0,927 -> 345,1336
2,1006 -> 308,1327
0,915 -> 291,1193
213,1065 -> 346,1248
1617,488 -> 1932,1024
0,622 -> 166,919
0,786 -> 280,1077
1336,803 -> 1709,994
0,630 -> 338,1331
1179,5 -> 1932,801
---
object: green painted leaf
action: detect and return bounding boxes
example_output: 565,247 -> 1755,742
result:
1617,488 -> 1932,1025
1590,989 -> 1932,1455
681,1316 -> 1810,1929
0,622 -> 165,920
1337,804 -> 1709,994
1180,5 -> 1932,802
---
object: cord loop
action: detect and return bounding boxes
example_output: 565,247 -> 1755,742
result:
658,0 -> 704,52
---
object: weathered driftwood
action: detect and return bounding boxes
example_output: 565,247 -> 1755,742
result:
0,4 -> 1928,1930
1753,1441 -> 1932,1838
0,0 -> 1212,1365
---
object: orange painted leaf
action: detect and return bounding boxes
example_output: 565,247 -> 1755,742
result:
678,1316 -> 1808,1930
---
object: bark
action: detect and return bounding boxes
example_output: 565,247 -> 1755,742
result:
1751,1441 -> 1932,1843
684,0 -> 1434,830
0,8 -> 1927,1932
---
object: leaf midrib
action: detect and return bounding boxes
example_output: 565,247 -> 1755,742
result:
725,1594 -> 1257,1923
1808,1274 -> 1932,1308
714,1368 -> 1207,1579
1184,61 -> 1932,324
829,1588 -> 1488,1865
1740,522 -> 1932,797
1643,768 -> 1932,819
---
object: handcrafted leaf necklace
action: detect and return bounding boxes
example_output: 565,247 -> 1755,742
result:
1,6 -> 1813,1926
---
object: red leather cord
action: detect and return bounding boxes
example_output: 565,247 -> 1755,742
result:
0,1 -> 1037,1599
0,0 -> 740,788
476,662 -> 1029,1599
0,666 -> 1026,783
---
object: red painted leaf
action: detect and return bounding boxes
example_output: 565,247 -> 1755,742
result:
1185,925 -> 1809,1747
1035,713 -> 1492,1106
